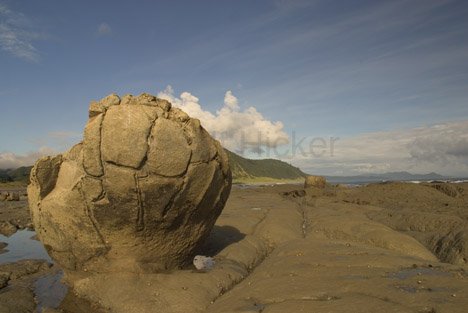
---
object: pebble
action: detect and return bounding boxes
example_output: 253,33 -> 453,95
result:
193,255 -> 215,271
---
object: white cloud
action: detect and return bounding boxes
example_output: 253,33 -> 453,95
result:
97,22 -> 112,36
0,3 -> 45,62
157,86 -> 289,153
47,131 -> 82,148
0,89 -> 289,168
0,146 -> 56,169
26,131 -> 81,151
0,131 -> 81,169
292,120 -> 468,177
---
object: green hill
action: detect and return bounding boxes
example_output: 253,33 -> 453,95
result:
225,150 -> 307,183
0,166 -> 33,184
0,151 -> 307,185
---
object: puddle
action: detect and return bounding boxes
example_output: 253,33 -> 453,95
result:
0,230 -> 68,311
0,230 -> 52,263
396,285 -> 418,293
234,184 -> 260,189
0,230 -> 100,312
387,267 -> 450,280
341,274 -> 369,280
35,271 -> 68,312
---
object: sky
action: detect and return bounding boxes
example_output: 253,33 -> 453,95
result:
1,0 -> 468,176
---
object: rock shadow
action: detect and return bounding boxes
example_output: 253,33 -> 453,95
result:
201,225 -> 246,256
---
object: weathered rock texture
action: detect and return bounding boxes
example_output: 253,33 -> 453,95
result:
304,175 -> 326,189
28,93 -> 231,274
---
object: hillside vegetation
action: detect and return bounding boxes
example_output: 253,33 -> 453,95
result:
225,150 -> 307,183
0,167 -> 32,184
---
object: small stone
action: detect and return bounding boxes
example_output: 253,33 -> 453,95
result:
0,221 -> 17,236
193,255 -> 215,271
6,192 -> 20,201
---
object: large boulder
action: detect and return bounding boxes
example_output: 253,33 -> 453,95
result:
304,175 -> 328,198
28,93 -> 231,274
304,175 -> 326,189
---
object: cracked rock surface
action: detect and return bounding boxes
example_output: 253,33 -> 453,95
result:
27,93 -> 231,274
65,184 -> 468,313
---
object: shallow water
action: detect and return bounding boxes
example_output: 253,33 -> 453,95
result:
388,267 -> 450,280
35,271 -> 68,312
0,229 -> 69,311
0,229 -> 52,263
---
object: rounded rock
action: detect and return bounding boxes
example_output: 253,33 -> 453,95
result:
28,93 -> 232,275
304,175 -> 327,189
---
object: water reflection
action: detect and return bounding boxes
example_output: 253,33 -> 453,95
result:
0,230 -> 51,263
35,271 -> 68,312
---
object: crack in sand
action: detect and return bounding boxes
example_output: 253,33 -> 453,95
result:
300,197 -> 308,238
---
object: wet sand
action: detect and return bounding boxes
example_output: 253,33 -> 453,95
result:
0,182 -> 467,312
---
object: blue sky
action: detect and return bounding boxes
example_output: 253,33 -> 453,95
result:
1,0 -> 468,175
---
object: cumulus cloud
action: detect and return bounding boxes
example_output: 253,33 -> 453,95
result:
157,86 -> 289,153
293,120 -> 468,177
97,22 -> 112,36
0,89 -> 289,169
0,3 -> 45,61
